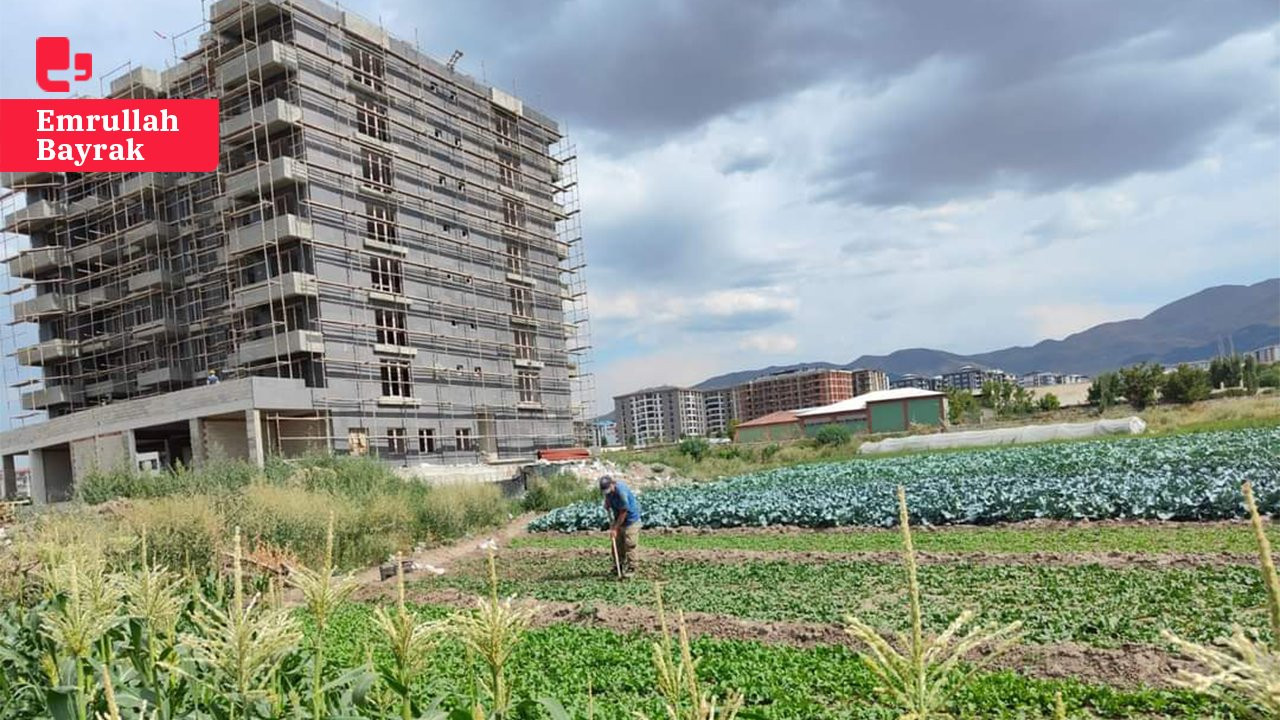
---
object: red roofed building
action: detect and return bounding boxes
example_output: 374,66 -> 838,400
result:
732,410 -> 803,443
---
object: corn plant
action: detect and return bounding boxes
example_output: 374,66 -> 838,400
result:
183,527 -> 302,718
289,512 -> 361,718
843,486 -> 1023,720
38,549 -> 123,720
639,583 -> 743,720
373,554 -> 443,719
117,527 -> 186,718
1162,481 -> 1280,718
451,540 -> 539,718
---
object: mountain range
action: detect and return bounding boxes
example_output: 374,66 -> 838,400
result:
693,278 -> 1279,391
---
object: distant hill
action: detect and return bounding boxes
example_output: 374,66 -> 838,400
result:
962,280 -> 1279,375
688,279 -> 1279,390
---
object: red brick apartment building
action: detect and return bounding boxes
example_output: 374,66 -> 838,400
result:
733,368 -> 860,423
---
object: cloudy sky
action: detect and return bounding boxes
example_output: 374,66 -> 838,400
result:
2,0 -> 1278,415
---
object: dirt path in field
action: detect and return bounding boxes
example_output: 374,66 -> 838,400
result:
505,545 -> 1258,570
370,586 -> 1196,690
351,512 -> 541,586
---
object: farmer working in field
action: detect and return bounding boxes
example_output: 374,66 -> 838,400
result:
599,475 -> 641,579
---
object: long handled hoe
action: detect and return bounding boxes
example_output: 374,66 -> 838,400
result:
609,528 -> 623,580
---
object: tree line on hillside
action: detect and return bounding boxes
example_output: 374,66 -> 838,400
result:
944,380 -> 1061,424
942,353 -> 1278,424
1089,353 -> 1275,410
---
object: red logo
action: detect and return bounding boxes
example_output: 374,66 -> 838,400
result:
36,37 -> 93,93
0,39 -> 219,173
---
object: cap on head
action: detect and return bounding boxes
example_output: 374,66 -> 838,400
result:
598,475 -> 615,491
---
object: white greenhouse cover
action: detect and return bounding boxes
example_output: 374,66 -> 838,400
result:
859,416 -> 1147,454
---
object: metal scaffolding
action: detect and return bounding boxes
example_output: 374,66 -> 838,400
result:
0,0 -> 592,463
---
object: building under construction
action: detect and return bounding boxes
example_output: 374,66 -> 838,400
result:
0,0 -> 593,502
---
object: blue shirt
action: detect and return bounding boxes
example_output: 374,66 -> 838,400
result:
606,481 -> 642,525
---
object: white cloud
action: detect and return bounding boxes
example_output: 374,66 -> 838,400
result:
738,333 -> 799,353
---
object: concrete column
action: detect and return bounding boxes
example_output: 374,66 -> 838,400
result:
189,418 -> 206,468
1,455 -> 15,499
245,409 -> 265,468
28,449 -> 47,505
125,430 -> 139,472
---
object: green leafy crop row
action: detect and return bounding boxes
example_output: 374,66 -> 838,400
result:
514,522 -> 1279,555
423,553 -> 1271,648
531,428 -> 1280,532
319,604 -> 1237,719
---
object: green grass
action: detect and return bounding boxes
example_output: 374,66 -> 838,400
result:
420,554 -> 1271,648
515,523 -> 1279,555
316,603 -> 1238,719
521,472 -> 599,512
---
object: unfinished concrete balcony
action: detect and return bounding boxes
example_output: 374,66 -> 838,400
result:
85,376 -> 129,398
21,384 -> 82,411
80,332 -> 127,354
228,214 -> 312,256
221,98 -> 302,138
136,365 -> 186,389
109,67 -> 164,98
16,338 -> 78,366
3,200 -> 65,233
66,195 -> 104,216
123,220 -> 171,254
78,285 -> 122,308
70,239 -> 130,265
219,40 -> 297,89
210,0 -> 289,30
134,318 -> 181,340
12,293 -> 74,323
225,157 -> 308,199
127,268 -> 176,293
0,170 -> 56,189
8,246 -> 67,278
232,271 -> 318,309
236,329 -> 324,365
118,173 -> 168,198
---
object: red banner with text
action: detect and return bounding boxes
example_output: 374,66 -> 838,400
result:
0,98 -> 220,172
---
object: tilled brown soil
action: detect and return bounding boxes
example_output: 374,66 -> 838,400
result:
370,586 -> 1197,690
505,545 -> 1258,570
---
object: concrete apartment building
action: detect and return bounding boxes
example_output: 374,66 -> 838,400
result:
702,387 -> 735,437
0,0 -> 591,502
889,373 -> 942,391
1252,344 -> 1279,365
613,386 -> 706,447
940,365 -> 1014,392
850,368 -> 889,396
732,368 -> 854,423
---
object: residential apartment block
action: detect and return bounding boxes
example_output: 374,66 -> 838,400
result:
1017,371 -> 1090,388
702,387 -> 735,437
940,365 -> 1014,392
889,373 -> 942,391
1252,344 -> 1279,365
732,368 -> 854,423
613,386 -> 706,447
0,0 -> 590,503
850,368 -> 889,396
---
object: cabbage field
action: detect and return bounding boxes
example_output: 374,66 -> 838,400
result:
3,425 -> 1275,719
531,427 -> 1280,532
